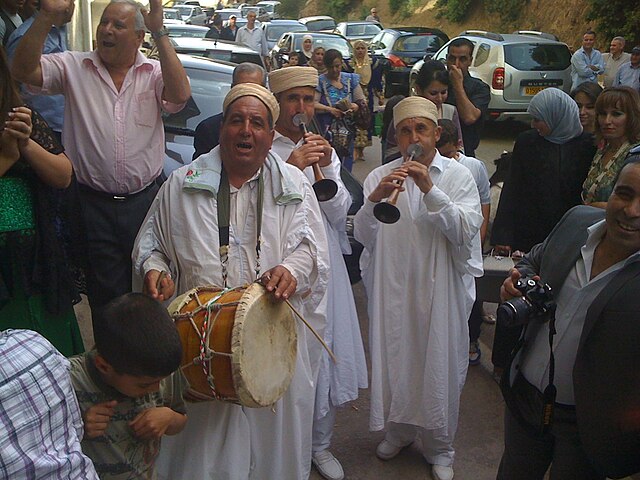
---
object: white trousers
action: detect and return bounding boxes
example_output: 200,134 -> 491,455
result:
312,402 -> 337,454
385,421 -> 455,467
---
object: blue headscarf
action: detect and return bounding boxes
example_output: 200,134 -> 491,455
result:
527,87 -> 583,144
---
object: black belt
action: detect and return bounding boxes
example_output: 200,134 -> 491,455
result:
78,180 -> 158,202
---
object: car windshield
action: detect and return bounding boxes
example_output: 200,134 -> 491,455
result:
504,43 -> 571,71
394,34 -> 441,52
265,24 -> 306,41
294,35 -> 350,57
305,19 -> 336,31
164,10 -> 181,20
346,24 -> 381,37
168,27 -> 208,38
258,3 -> 274,12
164,66 -> 232,132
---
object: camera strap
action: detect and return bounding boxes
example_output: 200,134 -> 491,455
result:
540,306 -> 558,435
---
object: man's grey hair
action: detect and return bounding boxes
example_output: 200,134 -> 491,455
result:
612,36 -> 626,46
231,63 -> 267,87
109,0 -> 146,31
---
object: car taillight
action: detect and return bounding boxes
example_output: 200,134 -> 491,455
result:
492,67 -> 505,90
388,54 -> 406,68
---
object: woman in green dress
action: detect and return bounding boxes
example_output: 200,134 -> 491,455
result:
0,48 -> 84,356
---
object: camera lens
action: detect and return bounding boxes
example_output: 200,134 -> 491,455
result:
497,297 -> 533,328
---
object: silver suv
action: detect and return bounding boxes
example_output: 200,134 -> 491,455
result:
410,30 -> 572,121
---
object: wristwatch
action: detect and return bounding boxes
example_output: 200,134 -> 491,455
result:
151,27 -> 169,41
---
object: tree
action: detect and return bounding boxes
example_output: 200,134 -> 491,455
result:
587,0 -> 640,47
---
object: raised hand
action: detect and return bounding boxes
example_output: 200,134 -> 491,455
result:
141,0 -> 163,34
39,0 -> 73,25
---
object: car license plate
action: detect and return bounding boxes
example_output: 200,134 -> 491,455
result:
525,86 -> 546,95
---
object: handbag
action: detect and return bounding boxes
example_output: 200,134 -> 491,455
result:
328,117 -> 354,158
322,76 -> 356,158
475,250 -> 516,303
354,98 -> 371,130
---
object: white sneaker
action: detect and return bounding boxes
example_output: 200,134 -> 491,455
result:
432,464 -> 454,480
312,450 -> 344,480
375,439 -> 410,460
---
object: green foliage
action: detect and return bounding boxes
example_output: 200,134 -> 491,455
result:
321,0 -> 351,20
434,0 -> 472,23
484,0 -> 525,26
586,0 -> 640,47
278,0 -> 305,19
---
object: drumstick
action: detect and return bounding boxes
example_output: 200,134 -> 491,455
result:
285,299 -> 337,364
156,271 -> 167,291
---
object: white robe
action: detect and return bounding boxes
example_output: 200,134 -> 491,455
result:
354,152 -> 483,436
271,132 -> 367,420
132,148 -> 330,480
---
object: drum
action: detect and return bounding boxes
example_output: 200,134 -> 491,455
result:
168,283 -> 297,407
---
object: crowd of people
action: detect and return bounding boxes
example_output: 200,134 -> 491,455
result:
1,0 -> 640,478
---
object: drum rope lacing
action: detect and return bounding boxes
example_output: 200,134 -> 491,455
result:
175,287 -> 243,399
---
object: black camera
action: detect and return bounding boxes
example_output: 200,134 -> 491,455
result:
496,276 -> 555,328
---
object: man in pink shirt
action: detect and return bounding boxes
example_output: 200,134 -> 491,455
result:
12,0 -> 190,308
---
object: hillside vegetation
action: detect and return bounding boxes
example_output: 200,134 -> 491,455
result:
292,0 -> 638,53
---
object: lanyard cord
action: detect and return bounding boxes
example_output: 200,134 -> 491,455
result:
217,167 -> 264,288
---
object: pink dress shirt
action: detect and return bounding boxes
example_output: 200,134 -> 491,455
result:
33,50 -> 186,194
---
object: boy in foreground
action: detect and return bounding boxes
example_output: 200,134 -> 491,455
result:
70,293 -> 188,480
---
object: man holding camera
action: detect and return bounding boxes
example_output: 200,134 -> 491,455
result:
497,151 -> 640,480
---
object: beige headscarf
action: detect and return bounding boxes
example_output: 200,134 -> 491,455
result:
353,39 -> 372,86
223,84 -> 280,123
268,66 -> 318,95
393,96 -> 438,128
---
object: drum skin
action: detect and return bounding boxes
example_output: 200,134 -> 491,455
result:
169,283 -> 297,407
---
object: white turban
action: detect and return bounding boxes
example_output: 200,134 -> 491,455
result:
223,84 -> 280,123
268,66 -> 319,95
393,96 -> 438,128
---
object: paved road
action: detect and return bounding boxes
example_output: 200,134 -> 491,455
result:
309,122 -> 523,480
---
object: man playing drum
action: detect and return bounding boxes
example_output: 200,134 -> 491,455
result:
354,96 -> 483,480
132,84 -> 330,479
268,66 -> 367,480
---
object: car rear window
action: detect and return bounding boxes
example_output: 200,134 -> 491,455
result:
504,43 -> 571,71
164,66 -> 231,131
394,34 -> 442,52
203,50 -> 263,67
346,24 -> 381,36
266,24 -> 306,41
306,20 -> 336,31
294,35 -> 351,58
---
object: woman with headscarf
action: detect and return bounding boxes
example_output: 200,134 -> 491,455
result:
352,39 -> 383,162
490,88 -> 596,374
297,34 -> 314,66
307,46 -> 327,75
491,88 -> 595,255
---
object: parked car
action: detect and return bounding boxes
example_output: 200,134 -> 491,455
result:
255,0 -> 281,20
174,4 -> 207,25
166,24 -> 209,38
270,31 -> 352,69
163,55 -> 234,176
410,30 -> 573,121
215,7 -> 241,21
261,20 -> 307,50
369,28 -> 449,97
163,8 -> 186,25
298,15 -> 336,32
150,37 -> 265,67
162,55 -> 364,283
240,5 -> 270,22
333,21 -> 382,46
